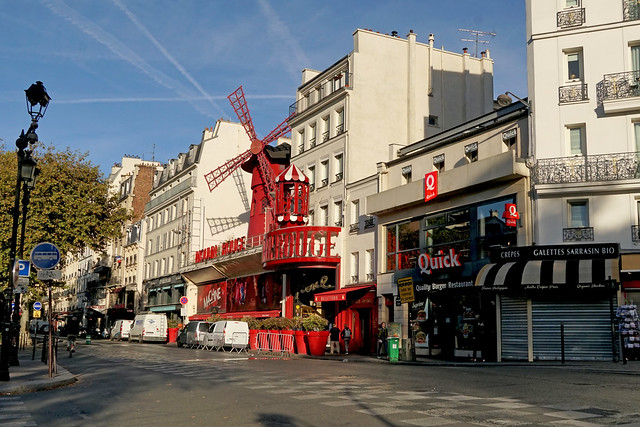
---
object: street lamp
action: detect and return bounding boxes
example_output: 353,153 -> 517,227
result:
0,82 -> 50,381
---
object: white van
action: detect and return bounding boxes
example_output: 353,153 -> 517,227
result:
110,319 -> 133,341
203,320 -> 249,350
128,314 -> 167,343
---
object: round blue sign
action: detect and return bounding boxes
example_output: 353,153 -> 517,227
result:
33,302 -> 42,311
30,242 -> 61,270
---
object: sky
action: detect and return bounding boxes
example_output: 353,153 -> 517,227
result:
0,0 -> 527,177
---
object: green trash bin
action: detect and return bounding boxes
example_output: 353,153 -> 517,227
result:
85,334 -> 91,345
387,337 -> 400,362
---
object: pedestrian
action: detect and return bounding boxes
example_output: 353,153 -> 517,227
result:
377,322 -> 388,358
340,324 -> 352,354
329,323 -> 340,354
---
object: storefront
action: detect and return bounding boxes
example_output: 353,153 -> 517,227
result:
144,273 -> 186,322
476,243 -> 620,362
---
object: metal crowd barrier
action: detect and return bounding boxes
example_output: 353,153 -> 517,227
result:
256,331 -> 294,357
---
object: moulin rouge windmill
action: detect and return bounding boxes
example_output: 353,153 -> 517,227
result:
204,86 -> 295,244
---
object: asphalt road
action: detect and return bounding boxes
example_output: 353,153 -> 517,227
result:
5,340 -> 640,426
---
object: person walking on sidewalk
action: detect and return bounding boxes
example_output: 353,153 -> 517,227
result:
329,324 -> 341,354
377,322 -> 388,358
340,325 -> 352,354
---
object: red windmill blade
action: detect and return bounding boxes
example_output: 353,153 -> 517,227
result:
204,86 -> 295,202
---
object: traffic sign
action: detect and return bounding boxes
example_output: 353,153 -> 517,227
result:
33,310 -> 41,318
179,296 -> 188,305
37,269 -> 62,281
31,242 -> 61,270
18,260 -> 30,277
33,302 -> 42,311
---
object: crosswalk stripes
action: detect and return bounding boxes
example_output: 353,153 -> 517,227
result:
0,397 -> 36,426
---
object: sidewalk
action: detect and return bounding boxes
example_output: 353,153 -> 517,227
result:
0,348 -> 77,395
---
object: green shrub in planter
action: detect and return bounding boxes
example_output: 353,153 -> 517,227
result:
241,316 -> 262,330
302,314 -> 328,332
167,319 -> 179,329
206,314 -> 223,323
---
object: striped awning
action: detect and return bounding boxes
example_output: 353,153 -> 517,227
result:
476,259 -> 619,289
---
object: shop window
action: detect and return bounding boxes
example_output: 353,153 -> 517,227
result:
386,220 -> 421,271
477,199 -> 518,259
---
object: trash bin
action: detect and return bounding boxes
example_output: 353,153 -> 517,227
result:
387,337 -> 400,362
85,334 -> 91,345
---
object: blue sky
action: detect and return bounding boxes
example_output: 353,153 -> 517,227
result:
0,1 -> 526,176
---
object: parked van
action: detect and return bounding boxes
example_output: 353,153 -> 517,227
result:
110,319 -> 133,341
178,321 -> 210,347
203,321 -> 249,350
128,314 -> 167,343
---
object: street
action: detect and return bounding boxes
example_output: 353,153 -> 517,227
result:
2,340 -> 640,426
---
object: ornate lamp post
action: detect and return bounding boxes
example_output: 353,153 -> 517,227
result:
0,82 -> 50,381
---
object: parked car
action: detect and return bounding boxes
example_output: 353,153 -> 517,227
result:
110,319 -> 133,341
128,314 -> 168,343
29,319 -> 49,336
203,321 -> 249,350
179,321 -> 210,348
176,325 -> 187,347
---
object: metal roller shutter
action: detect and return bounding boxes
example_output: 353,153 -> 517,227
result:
500,297 -> 529,360
532,300 -> 613,361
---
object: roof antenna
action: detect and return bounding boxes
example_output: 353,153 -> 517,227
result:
458,28 -> 496,57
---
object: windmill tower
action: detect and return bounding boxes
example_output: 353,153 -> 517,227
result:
204,86 -> 295,244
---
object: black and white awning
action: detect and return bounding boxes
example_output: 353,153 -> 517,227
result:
476,259 -> 619,290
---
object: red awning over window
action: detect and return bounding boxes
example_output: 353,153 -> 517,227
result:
314,285 -> 375,303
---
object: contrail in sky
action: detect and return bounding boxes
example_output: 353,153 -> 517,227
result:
111,0 -> 225,117
43,0 -> 219,118
55,95 -> 293,104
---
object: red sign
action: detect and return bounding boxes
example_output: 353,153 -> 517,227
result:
197,282 -> 227,313
262,226 -> 341,270
502,203 -> 520,227
418,249 -> 463,275
424,171 -> 438,202
195,236 -> 246,263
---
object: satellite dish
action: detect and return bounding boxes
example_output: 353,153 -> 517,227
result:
497,94 -> 513,106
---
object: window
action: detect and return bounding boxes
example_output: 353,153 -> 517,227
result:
298,129 -> 305,153
320,160 -> 329,187
350,252 -> 359,283
365,249 -> 374,281
428,115 -> 439,127
350,200 -> 360,227
320,205 -> 328,226
334,153 -> 343,181
465,142 -> 478,163
308,165 -> 316,190
386,220 -> 421,271
433,154 -> 445,172
634,122 -> 640,153
322,116 -> 330,142
336,109 -> 344,134
569,200 -> 589,227
334,200 -> 343,226
308,209 -> 315,226
568,125 -> 586,155
565,49 -> 583,81
503,129 -> 517,152
309,124 -> 316,148
402,165 -> 412,184
566,0 -> 579,7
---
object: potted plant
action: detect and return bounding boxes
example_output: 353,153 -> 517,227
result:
303,314 -> 329,356
278,317 -> 295,353
292,317 -> 308,355
167,319 -> 180,343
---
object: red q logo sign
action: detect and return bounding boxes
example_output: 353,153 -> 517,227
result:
502,203 -> 520,227
424,171 -> 438,202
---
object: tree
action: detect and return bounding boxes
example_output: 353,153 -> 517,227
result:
0,143 -> 130,285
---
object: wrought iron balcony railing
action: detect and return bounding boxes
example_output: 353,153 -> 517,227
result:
557,8 -> 585,28
349,223 -> 359,233
335,220 -> 343,227
334,172 -> 343,182
531,151 -> 640,185
350,275 -> 359,284
366,273 -> 374,282
624,0 -> 640,21
309,183 -> 315,192
289,72 -> 352,115
596,70 -> 640,102
563,227 -> 594,242
632,225 -> 640,243
559,83 -> 588,103
298,144 -> 304,153
320,178 -> 328,187
322,131 -> 329,142
309,138 -> 316,148
336,123 -> 344,135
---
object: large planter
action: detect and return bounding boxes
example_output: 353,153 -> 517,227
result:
307,331 -> 330,356
167,327 -> 179,343
249,329 -> 259,350
294,330 -> 308,355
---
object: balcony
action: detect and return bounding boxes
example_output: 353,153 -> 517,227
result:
336,123 -> 344,135
298,144 -> 304,153
320,178 -> 328,188
624,0 -> 640,21
334,172 -> 343,182
349,223 -> 359,234
559,83 -> 588,103
531,151 -> 640,185
563,227 -> 594,242
309,138 -> 316,148
289,72 -> 352,116
350,275 -> 359,284
322,131 -> 329,142
557,8 -> 585,28
597,71 -> 640,113
632,225 -> 640,243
